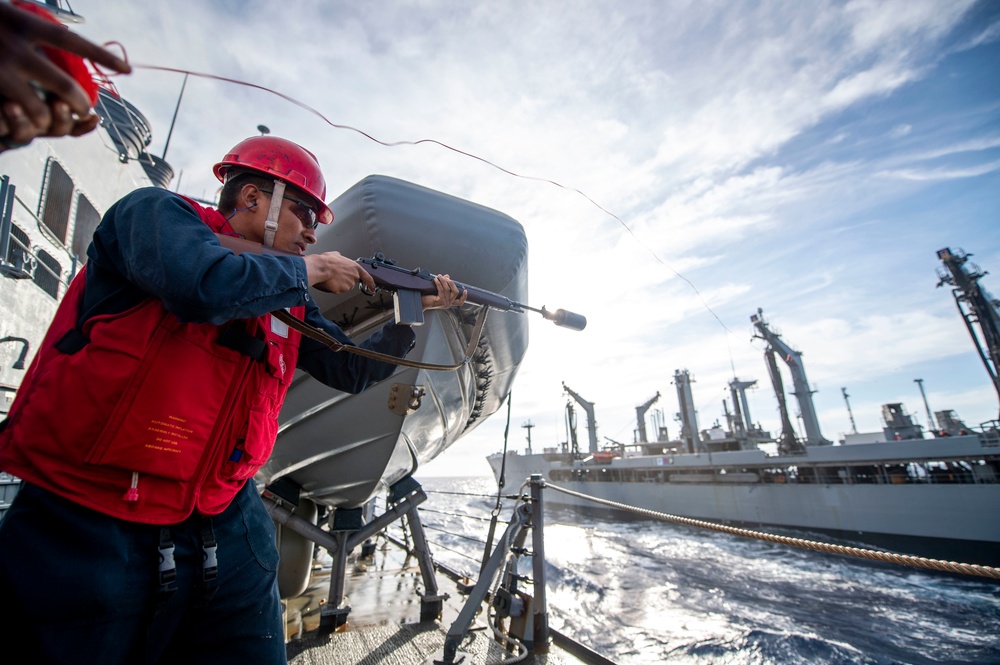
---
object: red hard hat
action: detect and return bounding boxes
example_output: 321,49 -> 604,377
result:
213,136 -> 334,224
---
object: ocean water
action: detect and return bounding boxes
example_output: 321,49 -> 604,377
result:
415,475 -> 1000,665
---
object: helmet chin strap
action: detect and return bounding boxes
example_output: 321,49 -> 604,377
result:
263,179 -> 286,248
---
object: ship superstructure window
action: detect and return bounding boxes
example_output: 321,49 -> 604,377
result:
40,159 -> 73,243
34,249 -> 62,299
72,193 -> 100,261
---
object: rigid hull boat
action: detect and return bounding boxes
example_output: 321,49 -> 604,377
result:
258,175 -> 529,509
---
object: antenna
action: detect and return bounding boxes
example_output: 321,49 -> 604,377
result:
161,73 -> 188,161
521,420 -> 535,454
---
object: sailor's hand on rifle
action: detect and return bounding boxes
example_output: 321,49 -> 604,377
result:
304,251 -> 377,294
421,274 -> 467,311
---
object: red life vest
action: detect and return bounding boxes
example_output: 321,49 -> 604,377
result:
0,196 -> 304,524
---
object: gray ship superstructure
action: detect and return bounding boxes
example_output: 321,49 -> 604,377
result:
489,260 -> 1000,567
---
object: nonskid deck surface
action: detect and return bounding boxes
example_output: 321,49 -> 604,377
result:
284,537 -> 587,665
287,623 -> 556,665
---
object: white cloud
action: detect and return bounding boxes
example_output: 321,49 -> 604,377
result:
880,159 -> 1000,181
845,0 -> 973,51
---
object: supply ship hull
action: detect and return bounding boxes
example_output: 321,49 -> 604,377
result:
488,432 -> 1000,566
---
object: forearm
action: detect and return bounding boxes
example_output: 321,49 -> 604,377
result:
296,310 -> 416,393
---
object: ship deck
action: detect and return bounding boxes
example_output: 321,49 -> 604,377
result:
284,534 -> 596,665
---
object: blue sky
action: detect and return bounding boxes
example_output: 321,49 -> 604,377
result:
73,1 -> 1000,476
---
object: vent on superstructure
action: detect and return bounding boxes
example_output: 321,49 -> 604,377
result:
138,152 -> 175,189
94,88 -> 175,187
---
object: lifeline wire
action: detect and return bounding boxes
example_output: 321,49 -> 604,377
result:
131,63 -> 738,339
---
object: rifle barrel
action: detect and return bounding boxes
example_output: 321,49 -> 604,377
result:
358,256 -> 586,331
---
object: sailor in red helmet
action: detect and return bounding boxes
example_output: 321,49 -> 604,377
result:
0,135 -> 465,663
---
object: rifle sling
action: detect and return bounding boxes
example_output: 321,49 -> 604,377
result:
271,307 -> 488,372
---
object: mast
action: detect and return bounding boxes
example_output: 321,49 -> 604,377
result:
751,309 -> 830,446
936,247 -> 1000,419
634,392 -> 660,443
521,420 -> 534,454
562,382 -> 598,453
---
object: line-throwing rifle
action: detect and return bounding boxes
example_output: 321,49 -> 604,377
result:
357,252 -> 587,331
216,234 -> 586,371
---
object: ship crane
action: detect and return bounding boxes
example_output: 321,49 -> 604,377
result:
764,348 -> 804,454
634,392 -> 660,443
673,369 -> 703,453
564,402 -> 580,457
562,382 -> 598,454
751,309 -> 830,450
936,247 -> 1000,419
842,387 -> 858,434
728,378 -> 756,438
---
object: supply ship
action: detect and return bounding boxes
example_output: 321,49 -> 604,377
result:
488,261 -> 1000,567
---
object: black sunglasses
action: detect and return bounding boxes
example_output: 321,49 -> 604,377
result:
259,188 -> 320,229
